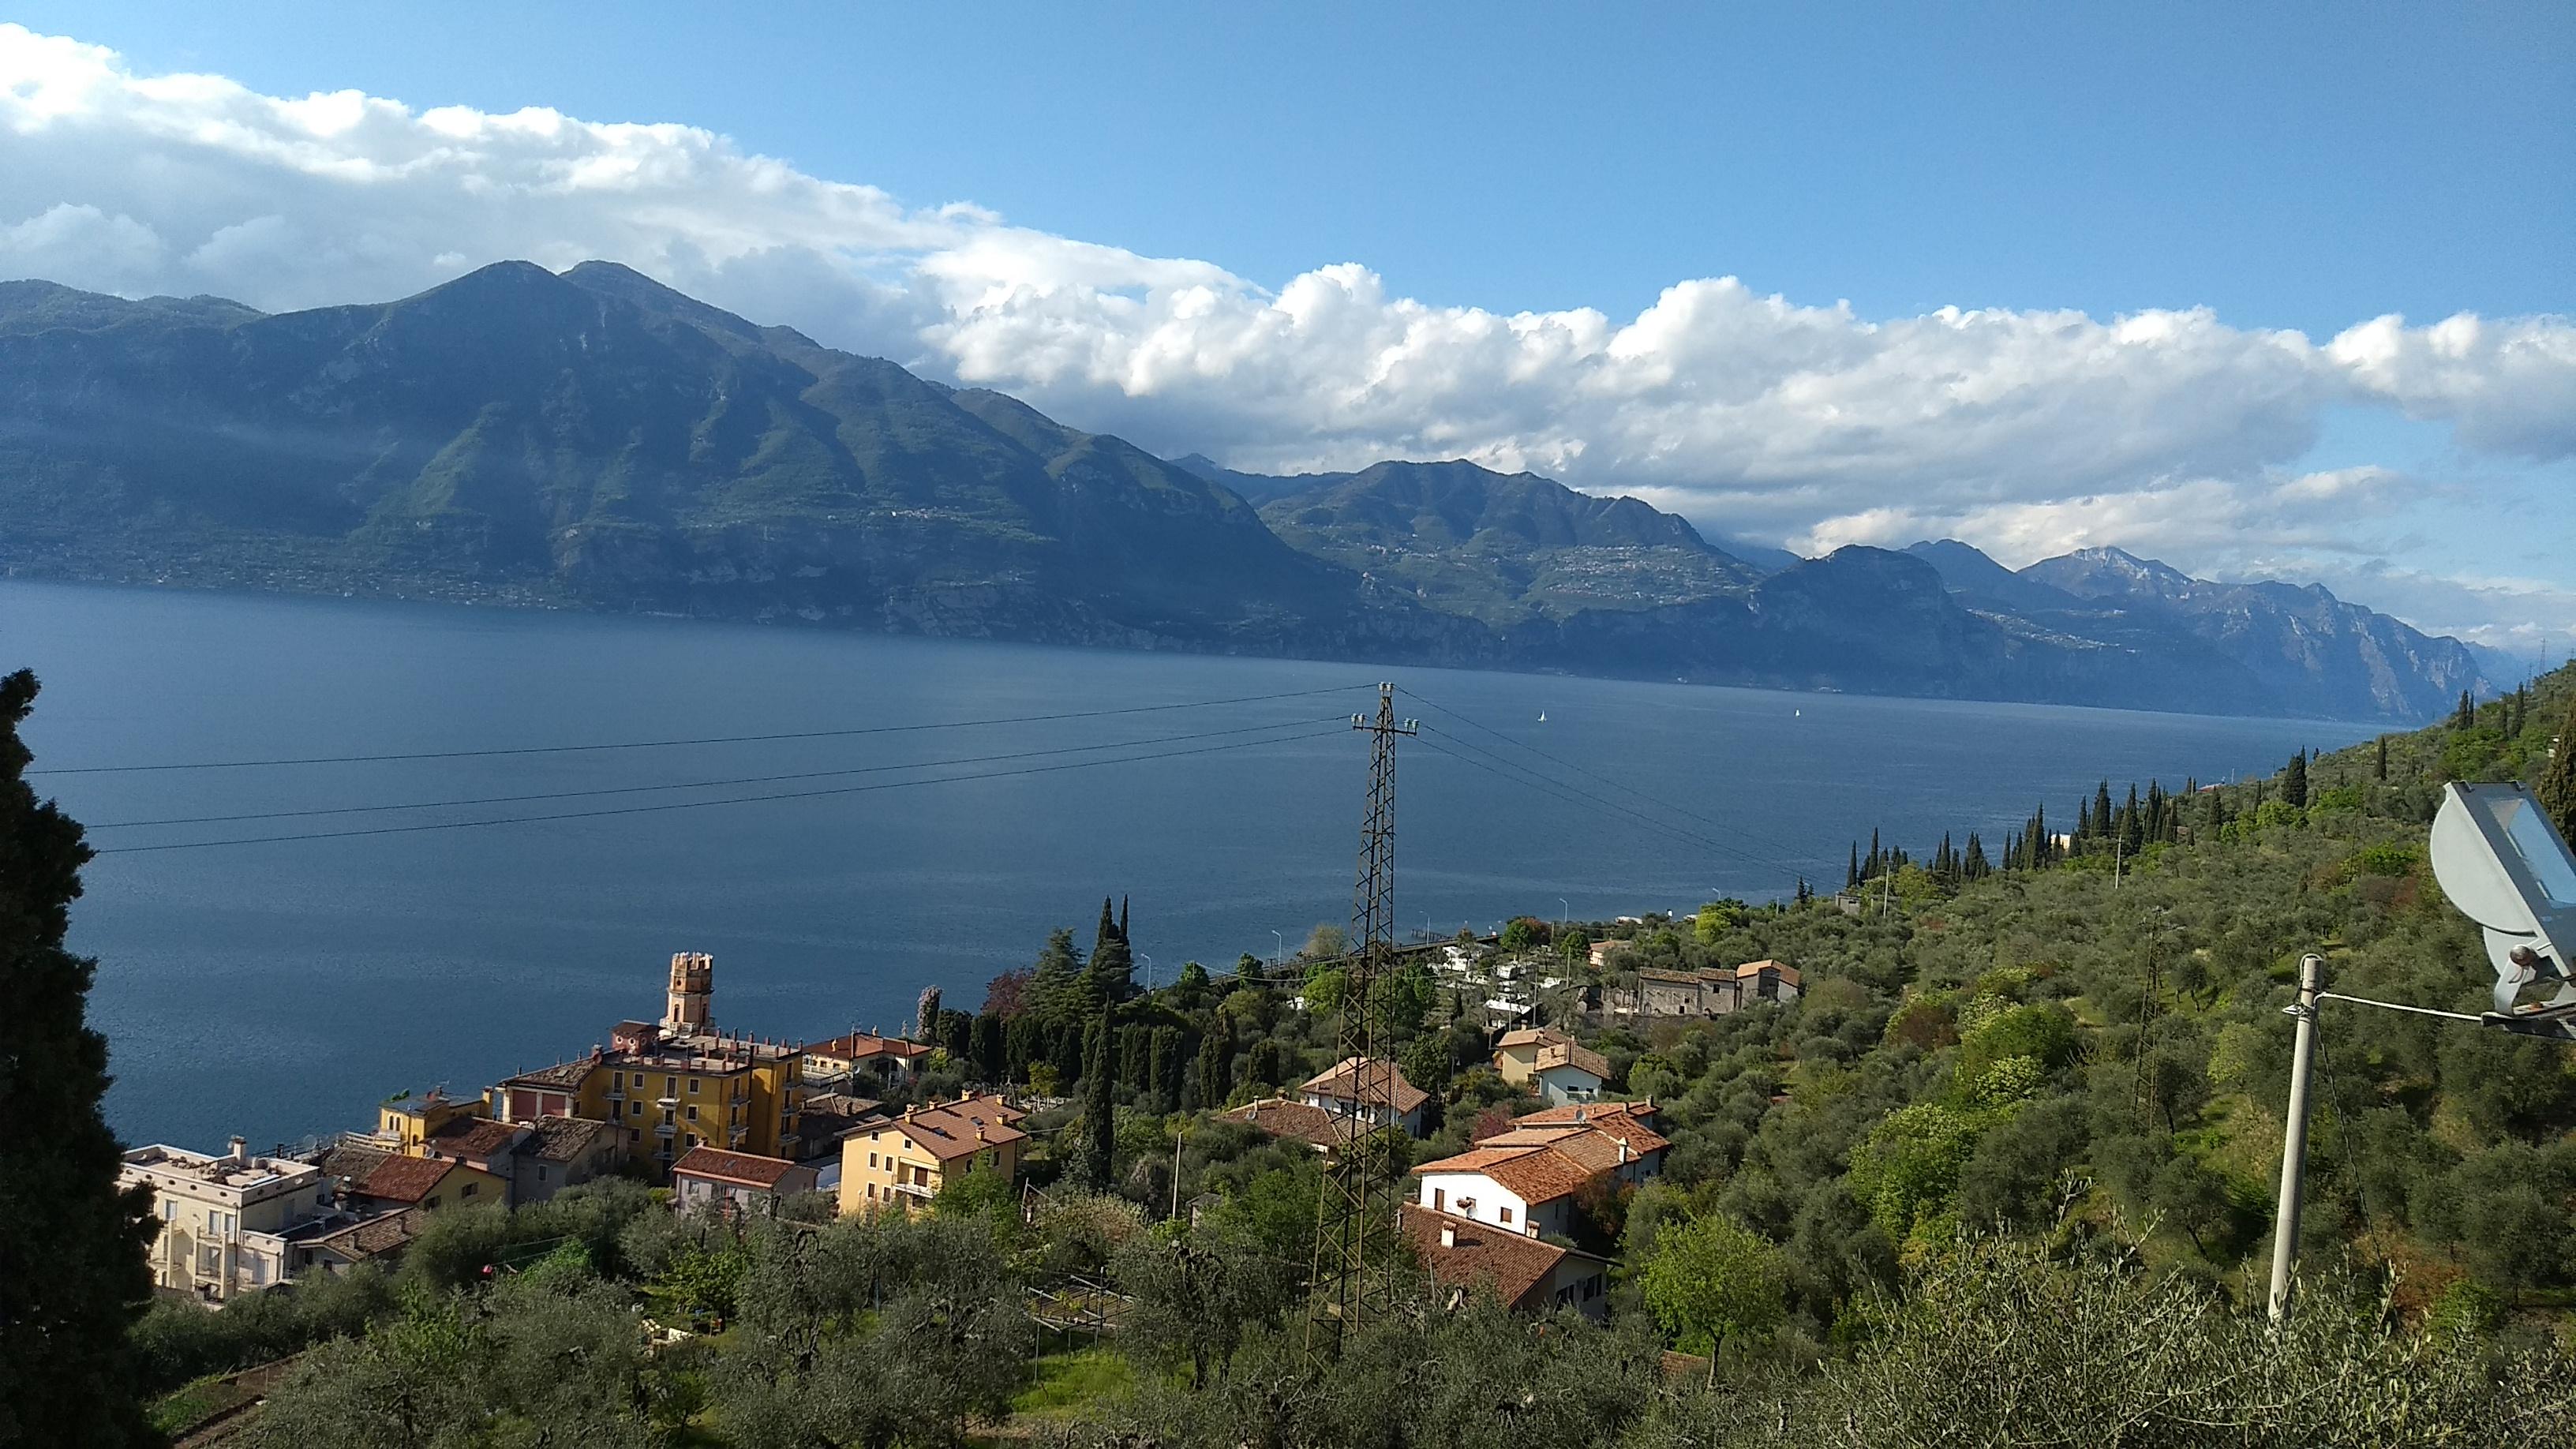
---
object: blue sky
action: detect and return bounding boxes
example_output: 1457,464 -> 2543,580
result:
3,4 -> 2571,652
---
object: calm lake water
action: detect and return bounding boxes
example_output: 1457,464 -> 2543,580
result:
5,579 -> 2376,1151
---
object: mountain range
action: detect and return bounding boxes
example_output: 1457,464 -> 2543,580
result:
0,263 -> 2489,721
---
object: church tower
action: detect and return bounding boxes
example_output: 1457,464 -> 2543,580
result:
665,951 -> 713,1037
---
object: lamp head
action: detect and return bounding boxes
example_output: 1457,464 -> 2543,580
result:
2429,784 -> 2576,1016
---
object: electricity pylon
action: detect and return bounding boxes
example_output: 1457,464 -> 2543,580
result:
1307,682 -> 1416,1357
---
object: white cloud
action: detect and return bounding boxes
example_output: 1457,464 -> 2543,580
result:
2,22 -> 2572,641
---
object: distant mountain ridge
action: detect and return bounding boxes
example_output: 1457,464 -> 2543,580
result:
0,264 -> 2488,721
1906,541 -> 2488,721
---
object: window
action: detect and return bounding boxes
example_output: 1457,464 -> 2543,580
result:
1432,1188 -> 1445,1211
687,1105 -> 698,1121
665,1076 -> 677,1095
689,1079 -> 700,1094
867,1153 -> 877,1168
425,1195 -> 441,1209
630,1101 -> 642,1118
462,1183 -> 478,1198
536,1166 -> 549,1182
1500,1206 -> 1514,1225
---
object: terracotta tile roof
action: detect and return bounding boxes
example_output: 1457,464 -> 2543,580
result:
1519,1099 -> 1661,1131
1495,1027 -> 1555,1049
316,1143 -> 394,1183
1501,1103 -> 1671,1160
350,1155 -> 462,1204
1484,1148 -> 1598,1205
1221,1096 -> 1366,1150
1737,959 -> 1800,984
1302,1056 -> 1428,1114
672,1146 -> 806,1189
886,1099 -> 1028,1161
1533,1039 -> 1612,1081
1411,1141 -> 1597,1207
805,1033 -> 934,1061
426,1118 -> 527,1160
306,1208 -> 426,1261
524,1115 -> 613,1163
1398,1206 -> 1606,1313
499,1058 -> 597,1090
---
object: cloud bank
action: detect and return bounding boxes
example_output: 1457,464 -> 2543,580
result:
2,24 -> 2570,646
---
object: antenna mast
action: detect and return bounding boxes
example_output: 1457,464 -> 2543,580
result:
1309,682 -> 1417,1356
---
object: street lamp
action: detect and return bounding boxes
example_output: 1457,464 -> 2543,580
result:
1136,953 -> 1155,994
2267,783 -> 2576,1320
1271,930 -> 1285,975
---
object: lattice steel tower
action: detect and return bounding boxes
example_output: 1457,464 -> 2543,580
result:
1309,682 -> 1417,1356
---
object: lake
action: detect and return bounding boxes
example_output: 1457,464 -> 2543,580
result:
3,578 -> 2376,1151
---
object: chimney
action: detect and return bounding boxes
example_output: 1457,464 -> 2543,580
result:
1440,1223 -> 1457,1249
1618,1136 -> 1632,1165
227,1136 -> 249,1166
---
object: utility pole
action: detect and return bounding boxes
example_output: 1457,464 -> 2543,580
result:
1308,682 -> 1416,1358
2266,953 -> 2323,1322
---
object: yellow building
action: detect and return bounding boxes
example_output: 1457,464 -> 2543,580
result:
838,1095 -> 1027,1214
376,1088 -> 488,1148
490,953 -> 807,1175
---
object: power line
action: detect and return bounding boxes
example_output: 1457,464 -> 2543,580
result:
1411,724 -> 1811,886
86,714 -> 1349,830
90,725 -> 1349,855
1400,686 -> 1818,867
35,682 -> 1374,776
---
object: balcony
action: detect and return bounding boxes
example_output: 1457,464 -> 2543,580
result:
653,1122 -> 677,1138
890,1181 -> 935,1201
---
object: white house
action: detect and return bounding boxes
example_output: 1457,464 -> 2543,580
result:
1412,1141 -> 1589,1238
1411,1107 -> 1672,1239
122,1140 -> 331,1302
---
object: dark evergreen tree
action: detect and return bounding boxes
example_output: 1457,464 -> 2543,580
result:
1193,1017 -> 1233,1109
1964,832 -> 1989,878
2455,689 -> 2476,730
1028,928 -> 1086,1028
1118,1021 -> 1151,1091
0,671 -> 157,1448
1088,896 -> 1135,1003
1847,843 -> 1861,891
970,1013 -> 1005,1082
1081,1017 -> 1115,1191
2094,781 -> 2116,841
2375,736 -> 2390,781
2283,751 -> 2309,811
2540,694 -> 2576,847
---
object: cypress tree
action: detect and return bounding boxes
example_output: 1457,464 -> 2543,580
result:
0,671 -> 157,1448
1964,832 -> 1989,878
2375,736 -> 2389,782
2093,781 -> 2115,841
1848,842 -> 1860,891
2540,694 -> 2576,847
1089,896 -> 1134,1003
1193,1020 -> 1231,1109
1081,1016 -> 1115,1190
971,1013 -> 1004,1082
2283,751 -> 2308,810
2455,690 -> 2475,730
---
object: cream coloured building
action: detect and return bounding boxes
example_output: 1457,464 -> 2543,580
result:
121,1140 -> 330,1303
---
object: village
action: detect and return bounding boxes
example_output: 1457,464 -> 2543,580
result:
118,927 -> 1803,1324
